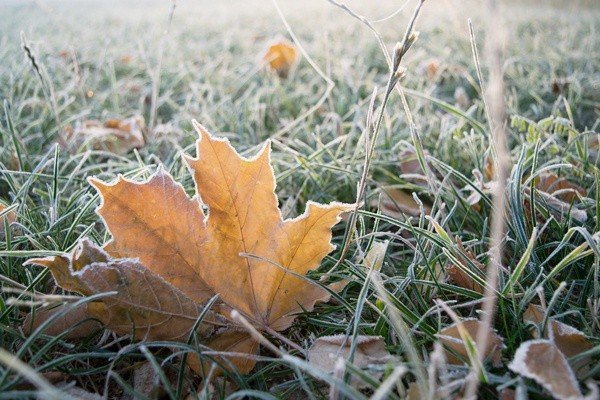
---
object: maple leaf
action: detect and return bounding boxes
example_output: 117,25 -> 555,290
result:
26,239 -> 220,342
57,121 -> 353,372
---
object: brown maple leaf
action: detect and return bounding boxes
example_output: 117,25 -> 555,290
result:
28,122 -> 352,373
26,239 -> 220,342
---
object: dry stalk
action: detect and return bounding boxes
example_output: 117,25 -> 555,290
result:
333,0 -> 425,270
464,0 -> 509,398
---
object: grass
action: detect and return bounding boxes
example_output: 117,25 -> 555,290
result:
0,0 -> 599,398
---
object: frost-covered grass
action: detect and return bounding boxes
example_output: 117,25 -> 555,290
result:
0,0 -> 599,398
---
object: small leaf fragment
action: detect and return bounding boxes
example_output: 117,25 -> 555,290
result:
62,116 -> 146,155
535,172 -> 586,203
189,329 -> 259,375
437,319 -> 504,367
509,340 -> 582,400
362,240 -> 389,272
0,203 -> 17,239
308,335 -> 394,386
0,203 -> 16,226
375,187 -> 430,218
445,238 -> 486,294
22,303 -> 102,339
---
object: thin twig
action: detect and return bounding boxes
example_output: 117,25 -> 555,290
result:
464,1 -> 509,398
333,0 -> 425,270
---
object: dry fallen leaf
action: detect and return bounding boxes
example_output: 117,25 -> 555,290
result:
524,186 -> 587,223
445,238 -> 486,294
22,303 -> 102,339
398,148 -> 431,189
534,172 -> 586,203
375,187 -> 430,219
0,203 -> 16,239
0,203 -> 16,225
26,239 -> 220,342
28,122 -> 352,374
308,335 -> 394,386
62,116 -> 145,155
263,39 -> 298,78
523,304 -> 593,375
509,340 -> 582,400
437,319 -> 504,367
521,171 -> 588,223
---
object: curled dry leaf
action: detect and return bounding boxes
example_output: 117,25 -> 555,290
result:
263,39 -> 298,78
308,335 -> 394,386
523,304 -> 593,375
374,187 -> 430,219
437,319 -> 504,367
524,186 -> 587,223
445,238 -> 486,294
27,122 -> 352,374
398,148 -> 431,189
523,171 -> 588,223
534,172 -> 586,203
62,116 -> 146,155
26,239 -> 220,342
0,203 -> 16,226
509,340 -> 583,400
22,303 -> 102,339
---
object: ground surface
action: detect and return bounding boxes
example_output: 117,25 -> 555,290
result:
0,0 -> 599,399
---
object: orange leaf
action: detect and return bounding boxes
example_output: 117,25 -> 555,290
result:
26,123 -> 350,373
263,40 -> 298,78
